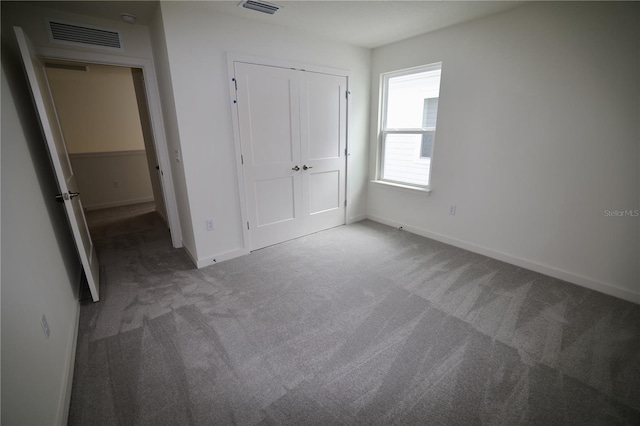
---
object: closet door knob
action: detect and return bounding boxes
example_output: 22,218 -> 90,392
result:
303,165 -> 313,170
292,165 -> 300,171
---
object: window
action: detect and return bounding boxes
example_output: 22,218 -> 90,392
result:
379,63 -> 442,189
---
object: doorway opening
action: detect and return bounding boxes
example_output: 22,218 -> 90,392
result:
44,61 -> 168,245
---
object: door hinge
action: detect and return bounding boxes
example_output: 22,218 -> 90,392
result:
346,90 -> 350,99
241,155 -> 244,165
247,221 -> 250,230
345,148 -> 347,156
344,199 -> 347,207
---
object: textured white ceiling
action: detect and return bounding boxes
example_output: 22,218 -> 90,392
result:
30,0 -> 161,25
31,1 -> 527,49
206,1 -> 527,48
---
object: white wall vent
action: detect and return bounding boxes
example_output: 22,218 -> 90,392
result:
239,0 -> 280,15
47,20 -> 123,51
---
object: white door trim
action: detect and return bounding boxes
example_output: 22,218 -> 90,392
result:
226,53 -> 350,251
38,45 -> 183,248
227,52 -> 350,78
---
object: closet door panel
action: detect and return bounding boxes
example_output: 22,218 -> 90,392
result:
235,62 -> 303,249
300,72 -> 347,233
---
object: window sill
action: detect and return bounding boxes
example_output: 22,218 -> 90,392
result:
371,180 -> 432,194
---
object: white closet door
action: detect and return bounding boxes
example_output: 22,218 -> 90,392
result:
234,61 -> 347,250
300,72 -> 347,234
235,62 -> 304,250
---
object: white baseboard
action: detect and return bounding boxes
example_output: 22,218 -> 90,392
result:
57,299 -> 81,425
347,213 -> 368,224
367,214 -> 640,305
195,248 -> 249,269
83,196 -> 154,211
56,266 -> 83,425
182,244 -> 248,269
183,244 -> 199,268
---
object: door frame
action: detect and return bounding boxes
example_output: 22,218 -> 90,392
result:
38,45 -> 183,248
226,53 -> 350,251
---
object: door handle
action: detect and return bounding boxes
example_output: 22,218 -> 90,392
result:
303,165 -> 313,170
292,165 -> 300,171
55,191 -> 80,203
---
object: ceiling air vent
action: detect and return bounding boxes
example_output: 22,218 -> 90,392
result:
239,0 -> 280,15
48,20 -> 123,50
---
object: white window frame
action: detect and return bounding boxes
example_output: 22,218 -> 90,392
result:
378,62 -> 442,191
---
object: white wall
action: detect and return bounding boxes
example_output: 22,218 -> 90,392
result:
368,1 -> 640,302
149,5 -> 197,257
1,46 -> 81,426
155,2 -> 371,265
1,2 -> 158,63
46,64 -> 146,154
70,151 -> 154,210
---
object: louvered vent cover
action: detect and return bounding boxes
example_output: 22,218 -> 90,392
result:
48,20 -> 123,50
239,0 -> 280,15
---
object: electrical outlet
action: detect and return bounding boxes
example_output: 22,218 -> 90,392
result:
448,205 -> 456,215
206,218 -> 215,231
41,314 -> 50,338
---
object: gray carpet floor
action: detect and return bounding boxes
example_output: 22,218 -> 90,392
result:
68,208 -> 640,425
